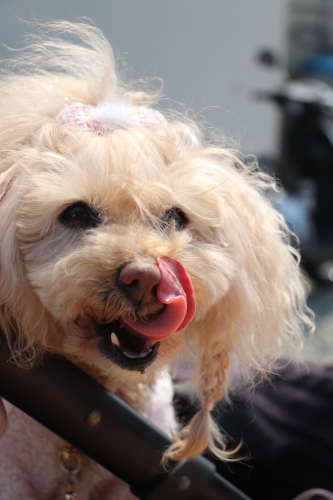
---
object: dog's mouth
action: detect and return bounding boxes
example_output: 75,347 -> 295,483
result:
93,317 -> 161,373
79,257 -> 196,373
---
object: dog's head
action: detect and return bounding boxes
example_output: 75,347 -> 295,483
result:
0,21 -> 313,460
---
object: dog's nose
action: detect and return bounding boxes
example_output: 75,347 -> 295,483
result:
118,262 -> 162,304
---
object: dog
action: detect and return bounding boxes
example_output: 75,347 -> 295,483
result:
0,21 -> 314,499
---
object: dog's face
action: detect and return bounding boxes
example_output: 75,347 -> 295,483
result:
6,126 -> 234,384
0,106 -> 309,398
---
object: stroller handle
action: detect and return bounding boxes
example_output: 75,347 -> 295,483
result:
0,333 -> 251,500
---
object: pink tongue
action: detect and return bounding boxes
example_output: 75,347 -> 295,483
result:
123,256 -> 196,342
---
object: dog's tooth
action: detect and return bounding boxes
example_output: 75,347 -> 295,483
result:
111,332 -> 120,347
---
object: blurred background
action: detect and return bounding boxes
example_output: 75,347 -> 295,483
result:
0,0 -> 287,158
1,0 -> 333,360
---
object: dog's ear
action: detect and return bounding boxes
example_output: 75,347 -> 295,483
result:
0,164 -> 49,364
0,166 -> 19,438
164,153 -> 314,462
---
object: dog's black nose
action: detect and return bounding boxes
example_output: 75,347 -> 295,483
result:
118,262 -> 161,305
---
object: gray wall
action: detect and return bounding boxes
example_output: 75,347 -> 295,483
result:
0,0 -> 289,156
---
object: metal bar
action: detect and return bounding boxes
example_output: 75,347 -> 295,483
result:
0,335 -> 252,500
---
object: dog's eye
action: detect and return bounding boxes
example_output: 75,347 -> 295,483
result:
60,203 -> 101,229
162,207 -> 189,230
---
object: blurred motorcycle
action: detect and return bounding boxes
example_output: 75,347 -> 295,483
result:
257,75 -> 333,280
257,0 -> 333,280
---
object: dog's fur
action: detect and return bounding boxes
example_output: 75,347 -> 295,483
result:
0,21 -> 313,499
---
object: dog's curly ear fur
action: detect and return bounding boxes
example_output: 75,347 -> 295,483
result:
0,167 -> 24,437
0,163 -> 49,362
162,153 -> 314,462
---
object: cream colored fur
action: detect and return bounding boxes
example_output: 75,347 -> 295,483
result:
0,20 -> 313,497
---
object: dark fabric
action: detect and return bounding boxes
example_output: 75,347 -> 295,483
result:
213,362 -> 333,500
175,361 -> 333,500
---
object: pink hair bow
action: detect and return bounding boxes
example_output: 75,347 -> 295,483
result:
56,101 -> 166,133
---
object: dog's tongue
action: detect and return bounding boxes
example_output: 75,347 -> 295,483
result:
123,256 -> 196,342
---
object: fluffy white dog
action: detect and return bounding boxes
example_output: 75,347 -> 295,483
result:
0,21 -> 313,499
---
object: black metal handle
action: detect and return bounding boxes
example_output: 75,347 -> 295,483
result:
0,335 -> 252,500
